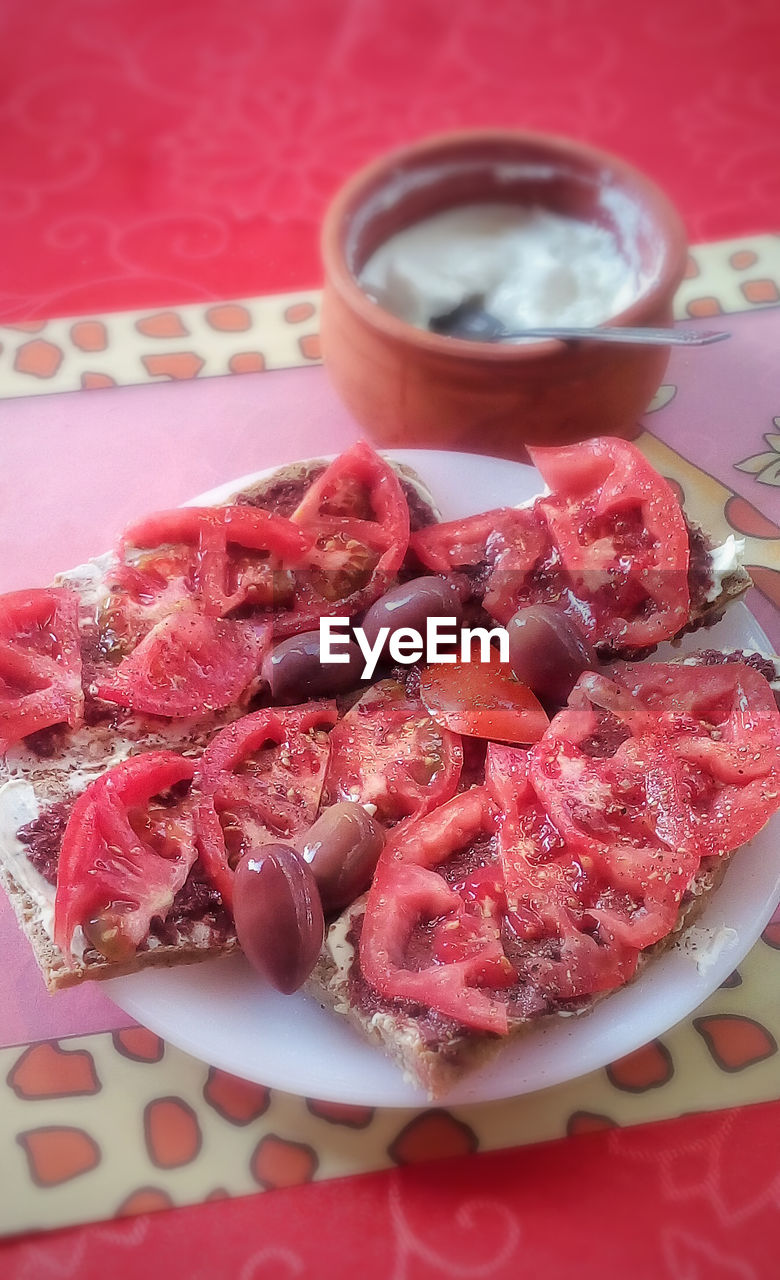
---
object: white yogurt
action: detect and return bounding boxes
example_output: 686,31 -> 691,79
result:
359,203 -> 641,335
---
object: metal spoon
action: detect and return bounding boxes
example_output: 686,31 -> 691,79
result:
429,302 -> 730,347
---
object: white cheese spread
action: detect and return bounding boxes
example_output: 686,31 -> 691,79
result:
359,203 -> 641,334
705,535 -> 746,602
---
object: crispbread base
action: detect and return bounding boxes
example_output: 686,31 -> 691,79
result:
0,454 -> 439,995
305,854 -> 733,1099
0,857 -> 238,992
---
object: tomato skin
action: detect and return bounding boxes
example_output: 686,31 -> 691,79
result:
195,701 -> 338,910
529,438 -> 690,648
0,588 -> 84,751
278,441 -> 411,636
605,660 -> 780,857
485,742 -> 642,995
54,751 -> 197,959
94,610 -> 268,718
360,789 -> 513,1034
413,438 -> 692,652
120,505 -> 313,617
418,651 -> 548,744
322,679 -> 463,826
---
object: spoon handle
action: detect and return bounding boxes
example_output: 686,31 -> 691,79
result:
500,326 -> 730,347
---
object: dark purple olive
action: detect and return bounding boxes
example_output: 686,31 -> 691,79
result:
506,604 -> 597,707
361,576 -> 467,650
233,844 -> 324,993
261,630 -> 365,703
296,802 -> 384,914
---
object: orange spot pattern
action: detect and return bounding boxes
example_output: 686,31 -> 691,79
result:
81,372 -> 116,389
725,496 -> 780,539
607,1040 -> 673,1092
14,338 -> 64,378
6,320 -> 47,332
144,1098 -> 202,1168
18,1127 -> 100,1186
730,250 -> 758,270
306,1098 -> 375,1129
70,320 -> 108,352
136,312 -> 190,338
117,1187 -> 174,1216
388,1109 -> 478,1165
206,304 -> 251,332
299,333 -> 321,360
694,1015 -> 777,1072
228,352 -> 266,374
142,353 -> 204,380
251,1135 -> 318,1189
686,297 -> 723,318
566,1111 -> 618,1136
741,279 -> 779,305
284,302 -> 316,324
113,1027 -> 165,1063
203,1068 -> 270,1125
8,1041 -> 100,1100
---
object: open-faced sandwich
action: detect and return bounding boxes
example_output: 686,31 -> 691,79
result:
1,436 -> 778,1098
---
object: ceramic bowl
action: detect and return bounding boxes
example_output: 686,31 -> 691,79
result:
320,129 -> 688,459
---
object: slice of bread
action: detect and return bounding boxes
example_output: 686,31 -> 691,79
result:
305,856 -> 730,1099
305,649 -> 779,1098
0,455 -> 439,993
0,855 -> 239,992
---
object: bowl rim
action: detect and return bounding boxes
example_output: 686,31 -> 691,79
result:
320,127 -> 689,363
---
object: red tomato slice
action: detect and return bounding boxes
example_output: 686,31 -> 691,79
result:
94,608 -> 268,718
277,441 -> 411,635
529,438 -> 690,648
322,679 -> 462,825
413,438 -> 691,652
418,648 -> 549,744
195,702 -> 338,908
120,505 -> 313,617
54,751 -> 197,960
360,788 -> 514,1034
0,588 -> 84,751
606,659 -> 780,857
485,742 -> 642,995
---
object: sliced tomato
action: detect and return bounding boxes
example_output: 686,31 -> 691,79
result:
360,788 -> 514,1034
485,742 -> 641,996
277,441 -> 411,635
322,679 -> 462,825
412,439 -> 691,652
94,608 -> 268,718
527,732 -> 697,951
120,505 -> 313,617
418,646 -> 548,744
606,660 -> 780,857
0,588 -> 84,751
195,702 -> 338,909
529,438 -> 690,648
54,751 -> 197,961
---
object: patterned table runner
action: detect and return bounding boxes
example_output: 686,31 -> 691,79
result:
1,233 -> 779,1237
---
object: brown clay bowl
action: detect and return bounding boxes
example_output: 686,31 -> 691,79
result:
320,130 -> 688,459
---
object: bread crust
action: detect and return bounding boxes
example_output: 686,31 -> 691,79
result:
306,857 -> 732,1098
0,858 -> 239,992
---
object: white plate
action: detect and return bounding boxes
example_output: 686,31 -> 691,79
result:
106,449 -> 780,1108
